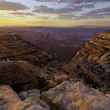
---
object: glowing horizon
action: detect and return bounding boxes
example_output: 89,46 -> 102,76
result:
0,0 -> 110,27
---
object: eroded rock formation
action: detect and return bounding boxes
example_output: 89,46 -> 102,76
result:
0,31 -> 110,110
63,32 -> 110,90
0,85 -> 50,110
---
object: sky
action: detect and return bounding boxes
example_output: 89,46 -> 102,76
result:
0,0 -> 110,27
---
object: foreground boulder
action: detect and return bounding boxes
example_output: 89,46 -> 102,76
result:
0,85 -> 50,110
63,32 -> 110,89
19,89 -> 50,110
42,81 -> 110,110
0,85 -> 22,110
19,89 -> 40,100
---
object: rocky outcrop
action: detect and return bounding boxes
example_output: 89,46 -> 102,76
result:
0,85 -> 50,110
63,32 -> 110,89
0,32 -> 53,67
19,89 -> 50,110
0,61 -> 46,91
0,31 -> 110,110
21,98 -> 50,110
0,85 -> 22,110
42,81 -> 110,110
19,89 -> 40,100
1,82 -> 110,110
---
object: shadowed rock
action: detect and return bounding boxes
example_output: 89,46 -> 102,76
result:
0,61 -> 43,91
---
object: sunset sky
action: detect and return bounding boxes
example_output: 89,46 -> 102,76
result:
0,0 -> 110,27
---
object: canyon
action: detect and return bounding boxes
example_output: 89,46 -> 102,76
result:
0,27 -> 109,110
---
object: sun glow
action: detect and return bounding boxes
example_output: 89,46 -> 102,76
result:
0,16 -> 110,27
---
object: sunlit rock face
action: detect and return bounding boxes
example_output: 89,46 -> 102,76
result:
0,85 -> 50,110
42,81 -> 110,110
63,32 -> 110,90
0,85 -> 22,110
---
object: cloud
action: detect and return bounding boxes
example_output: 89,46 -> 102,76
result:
10,11 -> 34,16
58,13 -> 78,19
33,1 -> 95,19
82,7 -> 110,18
33,3 -> 95,14
34,0 -> 109,3
33,5 -> 80,14
0,1 -> 28,11
73,0 -> 110,4
0,0 -> 110,21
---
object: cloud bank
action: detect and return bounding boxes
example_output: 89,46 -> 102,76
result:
0,0 -> 110,26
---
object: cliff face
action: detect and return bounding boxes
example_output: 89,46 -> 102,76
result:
0,32 -> 53,67
63,32 -> 110,89
0,32 -> 54,91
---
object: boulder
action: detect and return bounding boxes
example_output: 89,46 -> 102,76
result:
0,85 -> 51,110
42,81 -> 110,110
19,89 -> 50,110
19,89 -> 40,100
0,85 -> 22,110
21,97 -> 50,110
